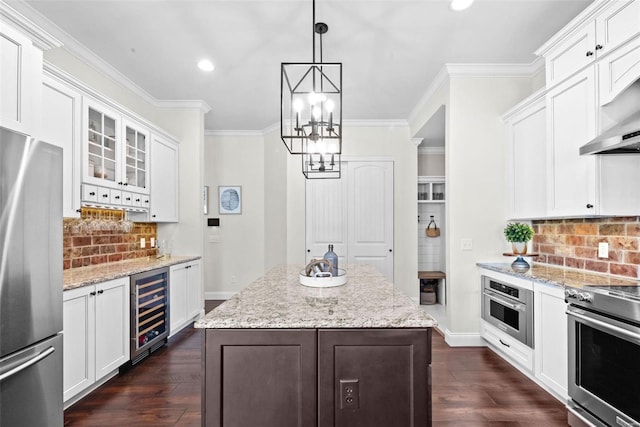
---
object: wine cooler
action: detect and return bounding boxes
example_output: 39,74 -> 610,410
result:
129,267 -> 169,365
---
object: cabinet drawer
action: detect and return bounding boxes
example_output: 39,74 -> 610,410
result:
480,320 -> 534,373
82,184 -> 98,202
121,191 -> 133,207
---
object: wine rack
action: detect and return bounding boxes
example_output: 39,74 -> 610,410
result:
129,267 -> 169,364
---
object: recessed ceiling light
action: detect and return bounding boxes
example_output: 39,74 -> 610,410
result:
450,0 -> 474,11
198,59 -> 215,72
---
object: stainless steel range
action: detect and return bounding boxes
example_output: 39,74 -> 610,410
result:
565,285 -> 640,427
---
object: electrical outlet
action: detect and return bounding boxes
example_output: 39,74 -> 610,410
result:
340,379 -> 359,409
598,242 -> 609,258
140,237 -> 145,249
461,238 -> 473,251
231,275 -> 236,284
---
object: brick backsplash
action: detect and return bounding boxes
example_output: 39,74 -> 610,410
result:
63,217 -> 157,270
532,217 -> 640,279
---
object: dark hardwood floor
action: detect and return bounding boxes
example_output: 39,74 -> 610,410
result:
64,301 -> 567,426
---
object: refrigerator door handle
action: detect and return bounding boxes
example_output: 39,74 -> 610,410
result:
0,346 -> 55,383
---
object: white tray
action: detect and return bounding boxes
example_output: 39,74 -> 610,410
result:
299,269 -> 347,288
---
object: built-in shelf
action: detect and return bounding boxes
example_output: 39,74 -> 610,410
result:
418,176 -> 445,203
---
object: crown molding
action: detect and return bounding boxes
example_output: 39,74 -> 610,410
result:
407,65 -> 450,126
445,59 -> 545,78
411,138 -> 424,147
0,1 -> 61,50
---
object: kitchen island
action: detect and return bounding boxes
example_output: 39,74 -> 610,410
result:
195,264 -> 437,427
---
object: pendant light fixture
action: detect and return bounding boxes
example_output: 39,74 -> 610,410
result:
281,0 -> 342,179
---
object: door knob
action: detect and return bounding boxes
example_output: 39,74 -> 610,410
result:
389,249 -> 393,252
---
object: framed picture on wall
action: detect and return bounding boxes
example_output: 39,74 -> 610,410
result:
219,185 -> 242,214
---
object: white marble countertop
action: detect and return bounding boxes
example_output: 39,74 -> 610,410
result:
63,255 -> 201,290
195,264 -> 437,329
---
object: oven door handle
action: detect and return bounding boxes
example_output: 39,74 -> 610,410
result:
568,309 -> 640,342
484,291 -> 525,312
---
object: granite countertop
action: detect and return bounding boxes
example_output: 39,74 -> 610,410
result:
63,255 -> 201,291
195,264 -> 437,329
477,262 -> 639,290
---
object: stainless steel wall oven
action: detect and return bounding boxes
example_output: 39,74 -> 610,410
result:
481,275 -> 534,348
129,267 -> 170,365
566,286 -> 640,427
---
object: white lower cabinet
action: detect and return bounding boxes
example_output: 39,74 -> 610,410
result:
479,269 -> 568,403
63,278 -> 130,404
169,260 -> 203,336
534,282 -> 568,400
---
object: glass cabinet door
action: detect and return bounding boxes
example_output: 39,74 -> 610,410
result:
124,124 -> 148,190
87,106 -> 117,184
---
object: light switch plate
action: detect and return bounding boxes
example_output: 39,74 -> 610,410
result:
461,238 -> 473,251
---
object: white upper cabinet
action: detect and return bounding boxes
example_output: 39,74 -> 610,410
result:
149,134 -> 179,222
544,21 -> 597,88
595,0 -> 640,59
41,74 -> 83,218
83,98 -> 121,188
541,0 -> 640,90
546,67 -> 599,217
122,118 -> 150,194
0,22 -> 42,135
504,91 -> 547,220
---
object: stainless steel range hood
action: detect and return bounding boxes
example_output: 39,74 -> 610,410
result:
579,110 -> 640,155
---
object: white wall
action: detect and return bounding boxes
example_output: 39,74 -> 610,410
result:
418,152 -> 445,176
203,133 -> 266,297
411,72 -> 534,341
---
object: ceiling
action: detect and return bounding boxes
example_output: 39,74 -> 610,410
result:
10,0 -> 593,132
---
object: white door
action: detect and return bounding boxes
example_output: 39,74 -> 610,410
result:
306,161 -> 394,281
305,168 -> 348,266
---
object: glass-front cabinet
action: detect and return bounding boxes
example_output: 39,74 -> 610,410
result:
86,103 -> 118,186
123,119 -> 149,192
82,99 -> 149,195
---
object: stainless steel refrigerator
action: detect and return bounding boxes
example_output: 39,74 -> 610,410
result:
0,127 -> 63,426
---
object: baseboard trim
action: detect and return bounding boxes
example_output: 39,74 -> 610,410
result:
205,291 -> 235,300
442,329 -> 485,347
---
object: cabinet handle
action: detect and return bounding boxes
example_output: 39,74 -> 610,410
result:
499,339 -> 510,348
102,194 -> 109,198
115,196 -> 120,199
118,181 -> 123,185
136,199 -> 141,202
89,192 -> 96,196
307,249 -> 311,253
123,183 -> 128,186
97,289 -> 104,295
89,291 -> 96,296
152,214 -> 156,218
595,44 -> 603,50
389,249 -> 393,252
76,209 -> 82,213
586,203 -> 594,209
586,51 -> 594,57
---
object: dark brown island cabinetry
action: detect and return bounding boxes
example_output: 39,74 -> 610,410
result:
202,328 -> 432,427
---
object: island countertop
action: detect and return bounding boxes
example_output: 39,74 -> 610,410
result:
195,264 -> 437,329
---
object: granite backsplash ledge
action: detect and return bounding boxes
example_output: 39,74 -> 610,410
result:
532,217 -> 640,279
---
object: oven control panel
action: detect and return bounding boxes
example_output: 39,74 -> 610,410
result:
565,288 -> 593,303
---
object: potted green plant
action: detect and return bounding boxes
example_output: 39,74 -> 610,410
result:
504,222 -> 534,255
